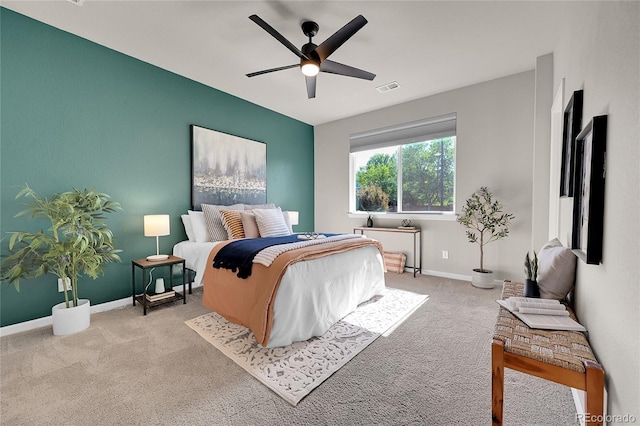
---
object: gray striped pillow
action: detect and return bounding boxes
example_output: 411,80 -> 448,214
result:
201,203 -> 244,241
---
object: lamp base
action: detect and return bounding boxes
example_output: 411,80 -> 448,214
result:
146,254 -> 169,262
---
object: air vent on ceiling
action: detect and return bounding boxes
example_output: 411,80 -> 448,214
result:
376,81 -> 400,93
67,0 -> 84,6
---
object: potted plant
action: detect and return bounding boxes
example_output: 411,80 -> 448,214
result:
457,186 -> 514,288
0,185 -> 122,335
524,251 -> 540,297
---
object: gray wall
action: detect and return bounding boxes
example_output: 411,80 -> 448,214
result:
316,2 -> 640,416
553,1 -> 639,418
314,71 -> 536,281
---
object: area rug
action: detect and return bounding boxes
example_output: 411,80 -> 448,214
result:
185,287 -> 428,406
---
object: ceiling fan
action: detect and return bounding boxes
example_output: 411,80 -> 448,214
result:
246,14 -> 376,99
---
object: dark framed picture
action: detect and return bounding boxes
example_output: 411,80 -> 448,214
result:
571,115 -> 607,264
190,125 -> 267,210
560,90 -> 583,196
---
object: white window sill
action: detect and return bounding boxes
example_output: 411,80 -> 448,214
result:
347,212 -> 458,222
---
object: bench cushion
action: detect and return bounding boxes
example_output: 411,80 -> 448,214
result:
493,281 -> 597,373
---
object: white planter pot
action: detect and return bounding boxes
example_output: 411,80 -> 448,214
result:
471,269 -> 495,289
52,299 -> 90,336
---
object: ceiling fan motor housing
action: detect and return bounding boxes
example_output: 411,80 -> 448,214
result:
302,42 -> 320,62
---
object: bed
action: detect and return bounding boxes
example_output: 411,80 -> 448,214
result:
174,234 -> 386,347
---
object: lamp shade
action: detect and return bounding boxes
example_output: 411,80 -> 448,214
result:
287,211 -> 299,226
144,215 -> 170,237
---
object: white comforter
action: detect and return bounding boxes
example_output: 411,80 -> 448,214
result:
173,239 -> 386,347
173,240 -> 220,287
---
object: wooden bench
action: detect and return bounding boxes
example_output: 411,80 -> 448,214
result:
492,280 -> 605,425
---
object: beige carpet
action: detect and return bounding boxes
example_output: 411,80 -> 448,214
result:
0,273 -> 578,425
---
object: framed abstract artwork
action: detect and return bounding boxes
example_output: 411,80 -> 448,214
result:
560,90 -> 583,197
571,115 -> 607,264
191,125 -> 267,210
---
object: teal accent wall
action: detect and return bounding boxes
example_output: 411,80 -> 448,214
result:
0,9 -> 314,327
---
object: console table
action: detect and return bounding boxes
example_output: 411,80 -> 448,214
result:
353,226 -> 422,277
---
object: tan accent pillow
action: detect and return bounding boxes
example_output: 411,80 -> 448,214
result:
220,210 -> 245,239
537,238 -> 577,300
240,211 -> 260,238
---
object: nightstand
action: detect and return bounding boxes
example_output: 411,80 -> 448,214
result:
131,255 -> 186,315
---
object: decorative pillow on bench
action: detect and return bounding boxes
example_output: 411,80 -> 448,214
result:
537,238 -> 577,300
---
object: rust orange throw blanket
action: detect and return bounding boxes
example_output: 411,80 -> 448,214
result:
202,237 -> 384,346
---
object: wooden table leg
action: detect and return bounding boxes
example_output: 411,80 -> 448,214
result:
492,339 -> 505,425
584,360 -> 605,426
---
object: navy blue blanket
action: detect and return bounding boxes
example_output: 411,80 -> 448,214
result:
212,234 -> 337,279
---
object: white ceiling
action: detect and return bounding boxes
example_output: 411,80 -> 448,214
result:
2,0 -> 565,126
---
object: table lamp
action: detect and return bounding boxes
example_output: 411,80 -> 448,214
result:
144,214 -> 170,261
287,211 -> 299,226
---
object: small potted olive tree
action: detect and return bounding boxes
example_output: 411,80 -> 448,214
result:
457,187 -> 514,288
1,185 -> 122,335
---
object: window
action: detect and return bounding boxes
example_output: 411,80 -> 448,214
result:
350,114 -> 456,214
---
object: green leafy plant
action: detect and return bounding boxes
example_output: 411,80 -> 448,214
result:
457,186 -> 515,272
524,251 -> 538,281
0,185 -> 122,308
357,183 -> 390,212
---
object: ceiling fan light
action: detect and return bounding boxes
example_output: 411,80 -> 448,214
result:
301,61 -> 320,77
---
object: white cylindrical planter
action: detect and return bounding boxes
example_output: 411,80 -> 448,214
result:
471,269 -> 495,289
52,299 -> 90,336
155,278 -> 165,294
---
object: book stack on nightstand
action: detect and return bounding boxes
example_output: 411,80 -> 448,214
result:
145,290 -> 176,303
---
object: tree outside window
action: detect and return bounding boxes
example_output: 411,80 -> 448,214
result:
354,137 -> 455,213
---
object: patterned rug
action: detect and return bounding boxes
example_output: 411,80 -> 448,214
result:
185,287 -> 428,405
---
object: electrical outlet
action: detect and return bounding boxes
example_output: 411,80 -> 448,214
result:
57,277 -> 71,292
442,250 -> 449,259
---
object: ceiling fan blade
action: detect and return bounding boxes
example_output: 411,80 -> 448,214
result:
246,64 -> 298,78
320,60 -> 376,80
314,15 -> 368,61
305,75 -> 317,99
249,15 -> 309,60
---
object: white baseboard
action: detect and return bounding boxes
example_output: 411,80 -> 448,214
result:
4,272 -> 500,337
399,268 -> 508,287
420,269 -> 471,282
0,282 -> 203,338
0,296 -> 131,337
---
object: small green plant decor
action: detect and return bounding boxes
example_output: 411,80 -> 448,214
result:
523,250 -> 540,298
524,251 -> 538,281
457,186 -> 515,273
0,185 -> 122,308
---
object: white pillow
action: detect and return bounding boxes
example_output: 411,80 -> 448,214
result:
187,210 -> 208,243
201,203 -> 244,241
253,207 -> 291,237
537,238 -> 577,300
181,214 -> 195,242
